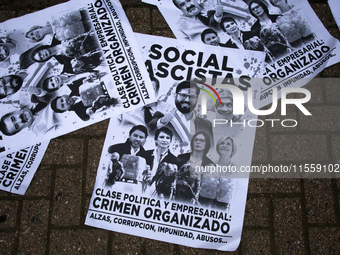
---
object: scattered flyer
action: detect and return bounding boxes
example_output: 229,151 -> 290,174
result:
328,0 -> 340,31
0,141 -> 49,195
0,0 -> 155,155
143,0 -> 340,107
85,33 -> 265,251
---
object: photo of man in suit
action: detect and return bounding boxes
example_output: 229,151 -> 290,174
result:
107,125 -> 151,164
148,80 -> 214,148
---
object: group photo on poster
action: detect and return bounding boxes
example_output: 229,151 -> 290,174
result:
99,83 -> 247,204
143,0 -> 340,107
0,0 -> 155,155
86,33 -> 264,251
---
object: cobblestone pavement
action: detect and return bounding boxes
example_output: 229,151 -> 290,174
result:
1,0 -> 340,254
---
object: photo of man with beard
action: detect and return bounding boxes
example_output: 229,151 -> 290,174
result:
0,106 -> 40,136
107,125 -> 151,163
148,80 -> 214,148
172,0 -> 225,42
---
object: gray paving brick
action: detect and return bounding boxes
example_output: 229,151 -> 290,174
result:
86,138 -> 105,194
273,198 -> 304,254
0,232 -> 15,255
111,232 -> 143,254
67,119 -> 109,136
299,106 -> 340,132
121,0 -> 142,5
178,245 -> 238,254
309,0 -> 329,3
16,10 -> 36,19
241,230 -> 271,255
338,194 -> 340,217
152,9 -> 169,29
312,3 -> 335,28
0,11 -> 16,22
4,1 -> 48,11
322,61 -> 340,78
0,200 -> 19,229
270,135 -> 328,161
248,179 -> 301,193
145,238 -> 174,254
41,139 -> 84,165
331,136 -> 340,163
24,166 -> 52,197
49,229 -> 108,255
252,117 -> 267,162
83,197 -> 90,223
152,29 -> 176,39
125,7 -> 151,34
309,227 -> 340,254
301,78 -> 325,104
49,0 -> 68,6
244,197 -> 269,227
327,27 -> 340,44
0,190 -> 14,197
267,103 -> 298,133
337,179 -> 340,190
52,168 -> 82,226
325,78 -> 340,103
18,200 -> 49,255
304,179 -> 336,224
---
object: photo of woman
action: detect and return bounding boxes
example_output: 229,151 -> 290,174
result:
248,0 -> 292,60
213,136 -> 237,210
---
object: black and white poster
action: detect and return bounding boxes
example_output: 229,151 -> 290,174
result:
0,0 -> 155,155
143,0 -> 340,107
86,33 -> 265,251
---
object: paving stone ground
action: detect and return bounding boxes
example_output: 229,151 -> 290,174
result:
1,0 -> 340,254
